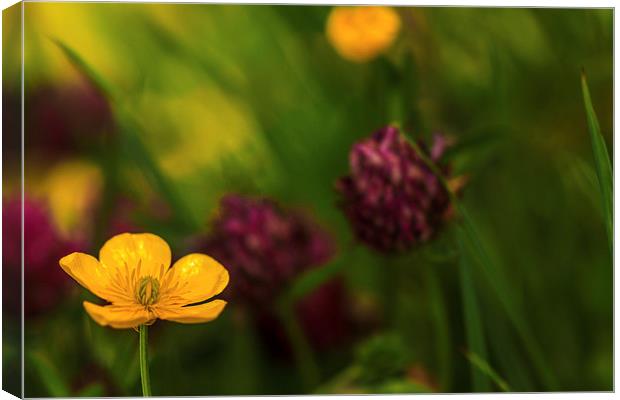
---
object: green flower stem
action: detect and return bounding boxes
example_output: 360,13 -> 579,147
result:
425,267 -> 452,391
279,305 -> 320,391
139,325 -> 152,397
383,256 -> 400,327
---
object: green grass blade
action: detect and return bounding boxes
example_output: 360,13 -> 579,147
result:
276,303 -> 320,390
52,39 -> 116,100
464,350 -> 511,392
402,128 -> 557,389
117,112 -> 198,230
581,72 -> 613,253
456,204 -> 557,390
28,351 -> 70,397
487,316 -> 534,391
282,258 -> 344,306
74,383 -> 105,397
143,19 -> 245,96
425,268 -> 452,390
52,39 -> 198,231
456,228 -> 490,392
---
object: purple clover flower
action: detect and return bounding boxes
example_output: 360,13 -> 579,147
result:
336,125 -> 453,253
199,194 -> 335,305
3,196 -> 82,317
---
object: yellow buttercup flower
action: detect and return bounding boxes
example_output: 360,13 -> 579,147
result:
59,232 -> 229,329
326,6 -> 401,63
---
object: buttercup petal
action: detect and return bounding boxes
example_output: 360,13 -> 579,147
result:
156,299 -> 227,324
99,233 -> 171,280
160,254 -> 229,306
83,301 -> 152,329
60,253 -> 124,302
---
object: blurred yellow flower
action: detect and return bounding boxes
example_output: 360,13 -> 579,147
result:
326,6 -> 401,63
60,233 -> 229,329
43,159 -> 103,239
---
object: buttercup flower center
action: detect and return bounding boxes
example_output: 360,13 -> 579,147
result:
136,276 -> 160,306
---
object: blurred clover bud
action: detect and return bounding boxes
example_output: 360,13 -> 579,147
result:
3,196 -> 82,317
355,333 -> 411,385
336,125 -> 455,253
199,194 -> 335,305
326,6 -> 401,63
26,79 -> 114,156
296,279 -> 351,350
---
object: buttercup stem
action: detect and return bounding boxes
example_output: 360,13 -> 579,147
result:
139,324 -> 152,397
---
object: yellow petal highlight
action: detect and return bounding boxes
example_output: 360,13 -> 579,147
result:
160,253 -> 229,306
59,252 -> 128,303
83,301 -> 152,329
156,299 -> 227,324
99,233 -> 171,279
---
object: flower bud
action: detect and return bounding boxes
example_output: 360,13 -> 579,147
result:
326,6 -> 401,63
336,126 -> 453,253
356,333 -> 411,385
199,194 -> 335,305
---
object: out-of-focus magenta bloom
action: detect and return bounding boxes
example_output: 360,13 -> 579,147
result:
296,279 -> 351,349
26,79 -> 113,156
336,126 -> 452,253
2,196 -> 80,317
199,194 -> 335,304
256,279 -> 352,353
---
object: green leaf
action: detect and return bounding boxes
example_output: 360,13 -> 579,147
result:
464,350 -> 511,392
28,351 -> 70,397
581,71 -> 613,253
456,228 -> 490,392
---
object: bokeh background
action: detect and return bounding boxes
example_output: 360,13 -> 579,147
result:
2,4 -> 613,396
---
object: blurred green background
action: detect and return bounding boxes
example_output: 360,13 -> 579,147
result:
2,4 -> 613,396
